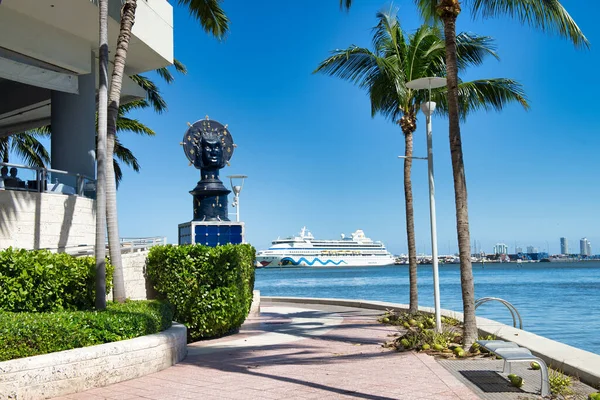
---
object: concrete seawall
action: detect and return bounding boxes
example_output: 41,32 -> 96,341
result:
262,296 -> 600,388
0,323 -> 187,400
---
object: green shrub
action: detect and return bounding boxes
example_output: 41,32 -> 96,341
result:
0,300 -> 173,361
549,368 -> 573,397
146,243 -> 255,341
0,248 -> 114,312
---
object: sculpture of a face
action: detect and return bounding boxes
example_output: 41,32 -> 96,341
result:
201,137 -> 223,169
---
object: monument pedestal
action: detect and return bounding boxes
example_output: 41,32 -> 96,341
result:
178,221 -> 245,246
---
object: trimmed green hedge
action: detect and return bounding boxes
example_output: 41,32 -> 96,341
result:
0,248 -> 113,312
0,300 -> 173,361
147,243 -> 255,341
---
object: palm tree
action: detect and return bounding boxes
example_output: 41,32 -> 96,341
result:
104,0 -> 231,302
95,0 -> 109,310
314,9 -> 528,315
103,0 -> 354,302
0,131 -> 49,167
413,0 -> 588,348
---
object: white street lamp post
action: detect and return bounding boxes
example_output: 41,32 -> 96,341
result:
227,175 -> 247,222
406,77 -> 447,333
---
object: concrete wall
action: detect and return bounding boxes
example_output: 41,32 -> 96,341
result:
0,323 -> 187,400
0,191 -> 95,250
106,250 -> 158,301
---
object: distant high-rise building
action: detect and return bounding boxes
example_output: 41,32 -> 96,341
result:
526,246 -> 537,254
587,241 -> 592,256
494,243 -> 508,255
560,237 -> 569,255
515,246 -> 523,253
580,238 -> 591,256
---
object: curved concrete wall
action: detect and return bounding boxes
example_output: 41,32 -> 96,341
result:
0,190 -> 95,251
0,323 -> 187,400
262,296 -> 600,387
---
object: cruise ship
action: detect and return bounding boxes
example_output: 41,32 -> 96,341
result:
255,227 -> 395,267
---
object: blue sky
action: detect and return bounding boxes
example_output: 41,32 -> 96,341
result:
116,0 -> 599,256
21,0 -> 599,255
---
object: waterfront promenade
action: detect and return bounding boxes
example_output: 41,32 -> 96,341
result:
52,302 -> 482,400
49,299 -> 600,400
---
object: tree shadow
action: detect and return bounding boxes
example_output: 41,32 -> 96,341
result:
459,370 -> 524,393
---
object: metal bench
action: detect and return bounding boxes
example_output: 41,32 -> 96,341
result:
476,340 -> 550,397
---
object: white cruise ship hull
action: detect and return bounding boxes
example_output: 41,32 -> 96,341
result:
256,254 -> 395,267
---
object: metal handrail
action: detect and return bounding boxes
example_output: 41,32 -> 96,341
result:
475,297 -> 523,330
0,161 -> 95,198
32,237 -> 167,256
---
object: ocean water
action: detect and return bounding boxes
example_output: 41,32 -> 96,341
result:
255,262 -> 600,355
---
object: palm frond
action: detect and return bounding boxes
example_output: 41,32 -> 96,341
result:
118,99 -> 150,116
153,58 -> 187,84
155,67 -> 175,84
173,59 -> 187,75
113,138 -> 141,188
129,74 -> 166,113
433,78 -> 530,120
414,0 -> 441,25
10,133 -> 50,167
340,0 -> 352,10
113,158 -> 123,188
455,32 -> 499,71
176,0 -> 229,39
116,116 -> 156,136
114,138 -> 141,172
468,0 -> 589,48
372,7 -> 402,54
314,46 -> 381,88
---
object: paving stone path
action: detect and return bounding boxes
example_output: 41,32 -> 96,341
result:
53,303 -> 481,400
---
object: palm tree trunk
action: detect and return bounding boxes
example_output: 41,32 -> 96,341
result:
403,129 -> 418,313
95,0 -> 108,310
440,0 -> 477,349
106,0 -> 137,303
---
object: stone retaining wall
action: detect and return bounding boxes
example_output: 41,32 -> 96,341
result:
262,296 -> 600,388
0,323 -> 187,400
106,250 -> 157,301
0,191 -> 95,251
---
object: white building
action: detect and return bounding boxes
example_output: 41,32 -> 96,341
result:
493,243 -> 508,255
526,246 -> 537,254
560,237 -> 569,255
0,0 -> 173,251
580,238 -> 591,256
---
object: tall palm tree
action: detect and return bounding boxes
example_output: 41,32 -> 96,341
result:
413,0 -> 588,348
104,0 -> 231,303
314,9 -> 528,315
96,0 -> 109,310
103,0 -> 353,302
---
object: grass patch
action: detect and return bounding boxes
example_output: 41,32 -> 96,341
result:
0,300 -> 173,362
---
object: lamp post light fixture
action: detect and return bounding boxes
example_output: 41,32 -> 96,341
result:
404,76 -> 447,332
227,175 -> 247,222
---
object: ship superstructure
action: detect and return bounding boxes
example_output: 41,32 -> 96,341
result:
256,227 -> 395,267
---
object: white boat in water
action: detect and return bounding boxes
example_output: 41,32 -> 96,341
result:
255,227 -> 395,267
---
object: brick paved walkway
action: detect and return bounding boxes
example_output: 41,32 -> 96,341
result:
52,304 -> 481,400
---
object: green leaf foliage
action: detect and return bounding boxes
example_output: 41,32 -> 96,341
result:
146,244 -> 255,341
0,248 -> 114,312
0,300 -> 173,361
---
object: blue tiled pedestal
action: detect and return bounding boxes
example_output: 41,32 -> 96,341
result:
178,221 -> 245,246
